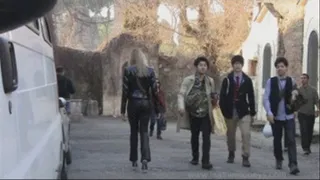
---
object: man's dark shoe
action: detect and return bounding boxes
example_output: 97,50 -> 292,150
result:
303,150 -> 310,155
242,155 -> 251,167
202,163 -> 213,170
289,164 -> 300,175
276,160 -> 282,170
149,131 -> 153,137
132,161 -> 138,170
190,159 -> 199,165
141,160 -> 148,173
157,135 -> 163,140
227,151 -> 235,163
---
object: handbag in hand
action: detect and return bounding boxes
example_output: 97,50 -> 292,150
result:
161,118 -> 167,131
288,90 -> 307,112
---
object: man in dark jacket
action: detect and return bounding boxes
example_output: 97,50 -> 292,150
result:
56,67 -> 75,113
219,55 -> 256,167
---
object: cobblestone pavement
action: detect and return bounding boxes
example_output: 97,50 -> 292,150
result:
68,117 -> 319,179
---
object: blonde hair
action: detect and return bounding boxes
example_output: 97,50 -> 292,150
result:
129,48 -> 149,77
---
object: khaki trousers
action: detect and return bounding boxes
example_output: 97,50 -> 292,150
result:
225,115 -> 251,157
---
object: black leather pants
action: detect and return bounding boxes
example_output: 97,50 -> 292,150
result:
128,99 -> 151,162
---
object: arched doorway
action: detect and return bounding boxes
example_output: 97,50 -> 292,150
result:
262,43 -> 272,88
307,31 -> 319,90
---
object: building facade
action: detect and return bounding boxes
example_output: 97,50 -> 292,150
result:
302,0 -> 319,132
242,0 -> 319,133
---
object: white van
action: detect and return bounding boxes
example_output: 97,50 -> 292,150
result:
0,15 -> 71,180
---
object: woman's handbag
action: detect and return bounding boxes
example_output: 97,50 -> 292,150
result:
161,118 -> 167,131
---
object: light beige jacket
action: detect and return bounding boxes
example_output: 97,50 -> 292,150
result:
176,74 -> 215,133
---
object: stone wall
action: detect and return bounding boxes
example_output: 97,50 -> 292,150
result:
158,55 -> 199,120
273,0 -> 305,83
54,46 -> 104,113
54,33 -> 160,117
100,33 -> 160,116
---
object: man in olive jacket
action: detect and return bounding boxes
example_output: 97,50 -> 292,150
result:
176,57 -> 216,170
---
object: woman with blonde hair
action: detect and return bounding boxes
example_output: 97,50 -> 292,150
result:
121,48 -> 159,172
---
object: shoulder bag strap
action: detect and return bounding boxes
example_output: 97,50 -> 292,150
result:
226,77 -> 230,95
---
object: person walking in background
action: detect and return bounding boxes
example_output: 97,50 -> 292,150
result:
120,48 -> 159,172
177,56 -> 215,170
56,66 -> 75,114
263,57 -> 300,175
297,73 -> 319,155
149,79 -> 166,140
219,55 -> 256,168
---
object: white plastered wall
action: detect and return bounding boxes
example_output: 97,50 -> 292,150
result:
302,0 -> 319,133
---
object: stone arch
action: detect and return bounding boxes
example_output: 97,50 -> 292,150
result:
262,43 -> 272,88
100,33 -> 160,116
307,31 -> 319,89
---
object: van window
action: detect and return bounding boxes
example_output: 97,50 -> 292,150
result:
26,20 -> 40,34
41,18 -> 52,44
0,38 -> 18,93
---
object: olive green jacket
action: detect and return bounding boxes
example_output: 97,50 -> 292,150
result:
176,74 -> 215,133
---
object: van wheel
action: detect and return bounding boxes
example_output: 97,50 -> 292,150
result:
65,149 -> 72,165
60,169 -> 68,180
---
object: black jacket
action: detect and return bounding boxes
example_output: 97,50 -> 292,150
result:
219,72 -> 256,119
121,66 -> 159,114
57,75 -> 75,99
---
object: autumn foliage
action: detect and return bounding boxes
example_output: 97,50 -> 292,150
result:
119,0 -> 253,74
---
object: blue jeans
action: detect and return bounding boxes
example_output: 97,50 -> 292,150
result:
271,119 -> 297,166
149,112 -> 163,136
65,101 -> 70,113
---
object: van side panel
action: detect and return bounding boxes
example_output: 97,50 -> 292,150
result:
2,25 -> 62,178
0,33 -> 20,178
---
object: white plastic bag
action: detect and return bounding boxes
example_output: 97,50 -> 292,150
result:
263,123 -> 273,138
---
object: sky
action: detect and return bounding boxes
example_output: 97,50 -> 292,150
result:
157,2 -> 223,45
157,4 -> 200,45
89,5 -> 115,19
92,1 -> 224,45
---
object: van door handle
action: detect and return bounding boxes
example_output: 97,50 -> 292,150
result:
8,101 -> 12,114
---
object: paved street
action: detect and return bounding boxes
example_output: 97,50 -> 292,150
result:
68,117 -> 319,179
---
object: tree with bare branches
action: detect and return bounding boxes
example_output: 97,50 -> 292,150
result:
50,0 -> 114,49
119,0 -> 252,85
177,0 -> 252,73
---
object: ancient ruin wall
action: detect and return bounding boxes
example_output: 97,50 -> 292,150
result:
100,33 -> 159,116
54,46 -> 103,113
273,0 -> 305,83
